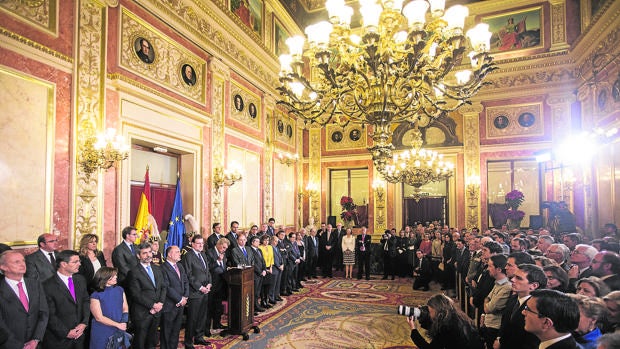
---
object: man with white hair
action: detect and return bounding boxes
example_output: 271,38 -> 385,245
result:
545,243 -> 572,272
567,244 -> 597,280
536,235 -> 554,254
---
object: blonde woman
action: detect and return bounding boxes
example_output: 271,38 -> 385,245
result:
342,228 -> 356,279
77,233 -> 107,292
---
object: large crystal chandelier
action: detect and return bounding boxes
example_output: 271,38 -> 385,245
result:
383,125 -> 454,200
277,0 -> 495,173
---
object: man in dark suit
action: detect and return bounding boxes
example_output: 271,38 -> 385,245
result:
206,223 -> 223,249
413,250 -> 433,291
334,223 -> 345,272
249,236 -> 267,312
225,221 -> 240,260
42,250 -> 90,349
381,230 -> 396,280
267,218 -> 276,236
0,250 -> 49,348
127,242 -> 167,349
285,232 -> 301,293
229,234 -> 253,267
305,227 -> 319,279
320,224 -> 337,278
25,233 -> 58,282
111,226 -> 139,287
496,264 -> 547,349
591,251 -> 620,291
356,226 -> 372,280
206,238 -> 229,334
161,246 -> 189,349
181,235 -> 212,348
523,289 -> 579,349
270,235 -> 284,302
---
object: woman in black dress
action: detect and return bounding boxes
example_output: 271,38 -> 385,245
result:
407,293 -> 484,349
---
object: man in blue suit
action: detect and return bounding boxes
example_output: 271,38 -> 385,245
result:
161,246 -> 189,349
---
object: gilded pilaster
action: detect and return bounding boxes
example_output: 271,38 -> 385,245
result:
309,128 -> 321,223
210,59 -> 229,225
461,103 -> 483,229
546,93 -> 576,143
550,0 -> 569,50
72,0 -> 113,248
373,173 -> 386,233
263,94 -> 276,222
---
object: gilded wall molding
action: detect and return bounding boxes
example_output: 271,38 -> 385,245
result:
73,0 -> 108,248
0,0 -> 57,35
119,8 -> 207,104
210,59 -> 228,225
550,0 -> 568,49
309,128 -> 321,223
546,93 -> 576,141
0,26 -> 72,65
263,94 -> 276,222
462,103 -> 483,229
136,0 -> 278,93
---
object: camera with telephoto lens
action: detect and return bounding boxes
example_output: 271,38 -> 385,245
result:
397,305 -> 431,329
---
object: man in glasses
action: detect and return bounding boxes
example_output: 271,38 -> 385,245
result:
495,264 -> 547,349
567,244 -> 597,281
544,243 -> 572,273
523,289 -> 579,349
112,226 -> 139,287
25,233 -> 59,281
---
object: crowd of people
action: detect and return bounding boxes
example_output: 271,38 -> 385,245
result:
1,219 -> 619,349
400,222 -> 620,349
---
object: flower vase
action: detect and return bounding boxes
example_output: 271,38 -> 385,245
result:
343,220 -> 354,229
507,218 -> 522,230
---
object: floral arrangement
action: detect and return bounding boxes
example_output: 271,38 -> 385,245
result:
340,196 -> 357,222
504,190 -> 525,224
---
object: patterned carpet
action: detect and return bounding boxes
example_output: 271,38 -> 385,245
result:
188,275 -> 436,349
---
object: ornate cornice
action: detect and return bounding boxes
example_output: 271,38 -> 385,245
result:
0,26 -> 72,63
0,0 -> 56,35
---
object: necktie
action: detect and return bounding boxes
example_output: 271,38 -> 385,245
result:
49,252 -> 56,266
173,264 -> 180,278
361,235 -> 366,251
146,265 -> 156,286
130,244 -> 135,255
197,252 -> 206,268
17,281 -> 29,311
242,247 -> 248,259
68,276 -> 76,301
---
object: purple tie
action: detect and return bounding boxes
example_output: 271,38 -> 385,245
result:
17,282 -> 29,311
173,264 -> 180,278
68,277 -> 76,301
361,235 -> 366,251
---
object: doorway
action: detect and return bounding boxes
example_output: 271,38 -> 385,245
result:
403,196 -> 447,227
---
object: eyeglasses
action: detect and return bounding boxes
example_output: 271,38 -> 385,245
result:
523,305 -> 542,317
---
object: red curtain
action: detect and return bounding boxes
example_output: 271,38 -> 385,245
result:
404,197 -> 446,227
130,185 -> 176,232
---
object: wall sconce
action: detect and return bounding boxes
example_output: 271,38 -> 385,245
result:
372,179 -> 385,201
466,175 -> 481,201
277,151 -> 299,166
213,165 -> 243,190
79,128 -> 129,177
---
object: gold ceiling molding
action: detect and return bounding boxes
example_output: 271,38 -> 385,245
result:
484,67 -> 576,90
107,73 -> 212,125
0,26 -> 72,63
0,0 -> 56,35
297,0 -> 327,13
136,0 -> 278,91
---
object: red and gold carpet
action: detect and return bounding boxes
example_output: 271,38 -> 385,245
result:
186,276 -> 436,349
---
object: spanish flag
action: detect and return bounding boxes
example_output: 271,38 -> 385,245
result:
134,166 -> 152,244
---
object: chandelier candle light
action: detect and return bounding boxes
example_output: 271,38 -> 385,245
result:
277,0 -> 495,174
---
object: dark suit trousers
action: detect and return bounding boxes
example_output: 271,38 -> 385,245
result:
322,250 -> 334,277
207,291 -> 225,329
160,307 -> 183,349
270,267 -> 282,300
133,313 -> 160,349
185,295 -> 208,343
254,275 -> 263,306
306,255 -> 318,277
357,251 -> 371,279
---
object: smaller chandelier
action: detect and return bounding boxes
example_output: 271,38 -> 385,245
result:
382,126 -> 453,200
277,151 -> 299,166
79,128 -> 129,177
213,165 -> 243,190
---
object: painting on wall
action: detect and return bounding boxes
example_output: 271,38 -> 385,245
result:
482,6 -> 543,54
274,18 -> 290,56
231,0 -> 263,36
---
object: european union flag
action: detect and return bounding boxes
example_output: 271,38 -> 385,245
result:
164,176 -> 185,255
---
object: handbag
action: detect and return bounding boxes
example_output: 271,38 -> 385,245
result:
438,262 -> 445,271
105,330 -> 132,349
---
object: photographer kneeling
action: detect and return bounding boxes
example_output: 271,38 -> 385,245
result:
406,294 -> 484,349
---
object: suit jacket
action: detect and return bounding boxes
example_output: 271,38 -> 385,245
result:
320,229 -> 338,251
272,245 -> 283,268
206,247 -> 227,296
547,336 -> 579,349
499,295 -> 540,349
127,263 -> 167,320
229,246 -> 254,267
305,235 -> 319,260
455,247 -> 471,275
206,233 -> 223,249
251,247 -> 267,277
42,274 -> 90,347
0,276 -> 49,348
356,234 -> 372,253
25,250 -> 57,282
111,242 -> 138,285
180,249 -> 212,298
77,253 -> 107,290
160,261 -> 190,313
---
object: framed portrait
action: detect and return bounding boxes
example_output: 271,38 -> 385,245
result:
234,94 -> 244,112
349,129 -> 361,141
481,6 -> 544,56
518,112 -> 535,127
597,89 -> 608,111
493,115 -> 510,129
277,120 -> 284,134
181,64 -> 196,86
612,77 -> 620,103
134,37 -> 155,64
331,131 -> 343,143
274,18 -> 290,56
248,103 -> 257,119
231,0 -> 263,37
286,124 -> 293,138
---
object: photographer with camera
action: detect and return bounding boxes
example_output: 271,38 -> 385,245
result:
405,294 -> 484,349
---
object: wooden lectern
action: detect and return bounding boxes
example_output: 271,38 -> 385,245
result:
223,266 -> 259,340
